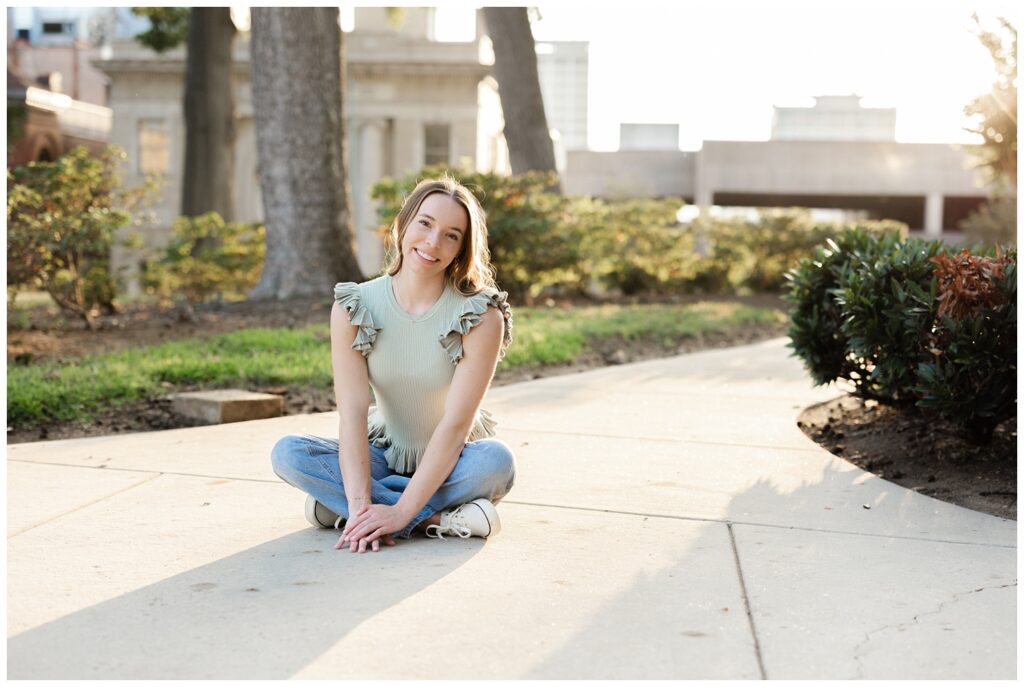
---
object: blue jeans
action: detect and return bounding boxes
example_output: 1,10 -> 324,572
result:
270,434 -> 516,539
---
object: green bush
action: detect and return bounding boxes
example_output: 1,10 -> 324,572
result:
783,227 -> 903,390
835,236 -> 945,400
787,229 -> 1017,444
6,146 -> 151,325
914,248 -> 1016,443
143,212 -> 266,303
572,196 -> 693,295
693,210 -> 907,294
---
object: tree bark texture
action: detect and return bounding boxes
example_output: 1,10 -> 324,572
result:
482,7 -> 561,190
182,7 -> 237,220
249,7 -> 363,300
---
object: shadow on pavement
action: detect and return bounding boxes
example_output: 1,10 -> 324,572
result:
8,529 -> 481,679
519,469 -> 1015,679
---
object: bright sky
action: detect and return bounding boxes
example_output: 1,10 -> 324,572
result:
432,0 -> 1019,151
11,2 -> 1016,151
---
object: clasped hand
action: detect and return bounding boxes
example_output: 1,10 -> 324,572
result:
336,503 -> 406,553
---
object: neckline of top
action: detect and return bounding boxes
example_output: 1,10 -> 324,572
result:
385,274 -> 451,322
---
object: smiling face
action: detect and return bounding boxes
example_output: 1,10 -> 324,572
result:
384,177 -> 495,295
399,192 -> 469,276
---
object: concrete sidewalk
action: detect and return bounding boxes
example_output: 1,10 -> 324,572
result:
6,338 -> 1016,679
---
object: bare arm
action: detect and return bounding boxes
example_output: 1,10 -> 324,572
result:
341,306 -> 504,545
330,301 -> 372,512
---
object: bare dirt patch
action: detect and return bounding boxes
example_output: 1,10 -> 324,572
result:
798,395 -> 1016,520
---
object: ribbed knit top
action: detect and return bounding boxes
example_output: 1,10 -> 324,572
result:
333,274 -> 513,474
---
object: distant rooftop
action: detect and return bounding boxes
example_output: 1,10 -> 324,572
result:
772,94 -> 897,142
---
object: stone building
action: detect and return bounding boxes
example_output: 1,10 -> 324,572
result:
95,8 -> 496,284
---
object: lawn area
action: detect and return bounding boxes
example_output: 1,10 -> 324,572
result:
7,301 -> 785,429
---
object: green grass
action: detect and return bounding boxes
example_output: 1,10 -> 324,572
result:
7,302 -> 785,429
502,302 -> 783,367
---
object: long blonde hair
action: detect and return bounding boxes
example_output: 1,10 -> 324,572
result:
383,175 -> 498,296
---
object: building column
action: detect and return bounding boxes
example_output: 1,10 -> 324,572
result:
924,192 -> 943,237
695,187 -> 713,209
355,119 -> 387,275
694,148 -> 713,211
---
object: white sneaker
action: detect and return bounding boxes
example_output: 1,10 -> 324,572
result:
305,495 -> 344,529
426,498 -> 501,539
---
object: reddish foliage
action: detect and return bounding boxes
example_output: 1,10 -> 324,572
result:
930,248 -> 1013,320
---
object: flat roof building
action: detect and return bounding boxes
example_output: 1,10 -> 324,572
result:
620,123 -> 680,151
772,94 -> 897,142
565,94 -> 992,236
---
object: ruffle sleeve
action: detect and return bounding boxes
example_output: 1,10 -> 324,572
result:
333,282 -> 381,358
438,288 -> 514,365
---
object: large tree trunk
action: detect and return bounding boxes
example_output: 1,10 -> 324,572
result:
482,7 -> 561,191
182,7 -> 236,220
249,7 -> 363,299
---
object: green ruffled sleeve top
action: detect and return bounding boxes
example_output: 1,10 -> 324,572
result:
333,274 -> 513,474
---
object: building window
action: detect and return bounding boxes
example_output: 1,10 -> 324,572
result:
424,123 -> 450,166
138,119 -> 168,174
41,22 -> 73,35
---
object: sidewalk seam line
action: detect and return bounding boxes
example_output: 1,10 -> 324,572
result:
498,388 -> 837,403
7,471 -> 163,539
498,427 -> 823,453
502,499 -> 1017,550
729,522 -> 767,680
7,458 -> 276,484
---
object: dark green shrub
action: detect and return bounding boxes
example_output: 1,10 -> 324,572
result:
915,248 -> 1016,443
143,212 -> 266,303
783,227 -> 902,390
835,236 -> 946,400
6,146 -> 152,325
788,229 -> 1017,445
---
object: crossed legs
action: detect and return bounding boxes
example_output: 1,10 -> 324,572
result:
271,434 -> 516,539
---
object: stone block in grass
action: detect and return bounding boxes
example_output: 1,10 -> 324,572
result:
171,389 -> 284,424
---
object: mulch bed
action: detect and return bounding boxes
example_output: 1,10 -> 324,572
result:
7,294 -> 1016,521
798,396 -> 1016,520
